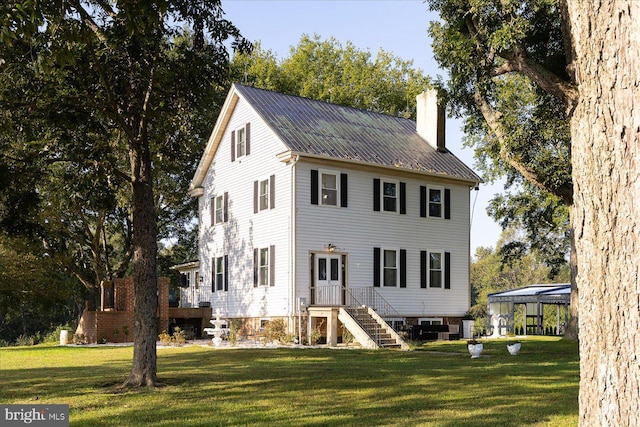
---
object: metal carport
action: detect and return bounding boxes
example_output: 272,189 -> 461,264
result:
487,284 -> 571,336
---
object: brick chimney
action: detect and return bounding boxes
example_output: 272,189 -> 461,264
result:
416,90 -> 446,152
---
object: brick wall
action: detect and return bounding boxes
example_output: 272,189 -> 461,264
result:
74,276 -> 170,344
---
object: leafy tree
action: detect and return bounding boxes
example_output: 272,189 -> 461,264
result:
428,0 -> 640,422
232,35 -> 432,118
425,0 -> 577,337
1,1 -> 249,387
0,234 -> 86,345
470,230 -> 569,321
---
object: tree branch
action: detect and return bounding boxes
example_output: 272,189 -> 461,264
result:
473,87 -> 573,205
498,49 -> 578,113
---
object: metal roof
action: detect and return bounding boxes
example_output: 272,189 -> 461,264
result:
488,283 -> 571,304
234,84 -> 482,184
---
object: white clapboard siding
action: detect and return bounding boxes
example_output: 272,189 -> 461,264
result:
294,161 -> 471,317
198,98 -> 292,319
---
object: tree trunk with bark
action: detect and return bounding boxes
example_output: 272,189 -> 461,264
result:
124,140 -> 159,387
565,1 -> 640,424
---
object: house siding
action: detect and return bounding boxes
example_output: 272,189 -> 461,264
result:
197,98 -> 292,319
294,161 -> 471,318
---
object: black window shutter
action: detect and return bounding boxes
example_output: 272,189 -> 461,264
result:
420,186 -> 427,218
269,175 -> 275,209
231,131 -> 236,162
400,182 -> 406,214
444,252 -> 451,289
340,173 -> 348,207
310,253 -> 315,305
311,170 -> 319,204
444,189 -> 451,219
420,251 -> 427,288
373,247 -> 381,287
224,255 -> 229,291
253,249 -> 258,287
253,180 -> 258,214
400,249 -> 407,288
212,257 -> 216,292
210,197 -> 215,226
373,179 -> 380,211
179,274 -> 188,288
245,123 -> 251,155
223,192 -> 229,223
269,245 -> 275,286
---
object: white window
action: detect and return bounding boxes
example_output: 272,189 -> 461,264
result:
214,195 -> 224,224
236,126 -> 246,158
215,257 -> 225,291
383,249 -> 398,287
382,180 -> 398,212
428,187 -> 443,218
321,171 -> 338,206
254,176 -> 275,214
259,247 -> 269,286
429,251 -> 443,288
259,179 -> 269,211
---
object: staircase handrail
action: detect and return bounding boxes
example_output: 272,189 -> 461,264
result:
347,287 -> 404,321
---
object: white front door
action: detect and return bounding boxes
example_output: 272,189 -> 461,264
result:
313,254 -> 345,305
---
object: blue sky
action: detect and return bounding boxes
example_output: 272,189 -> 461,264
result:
221,0 -> 504,253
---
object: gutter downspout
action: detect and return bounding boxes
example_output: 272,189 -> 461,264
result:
289,155 -> 299,335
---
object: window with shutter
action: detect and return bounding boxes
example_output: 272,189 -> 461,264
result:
374,178 -> 405,213
232,123 -> 250,161
254,176 -> 275,213
253,246 -> 274,286
422,186 -> 450,219
374,248 -> 406,288
312,169 -> 347,208
215,256 -> 225,291
421,250 -> 450,289
429,251 -> 443,288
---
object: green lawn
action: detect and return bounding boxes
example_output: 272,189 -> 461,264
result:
0,337 -> 578,426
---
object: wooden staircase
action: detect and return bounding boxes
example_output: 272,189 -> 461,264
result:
341,307 -> 408,349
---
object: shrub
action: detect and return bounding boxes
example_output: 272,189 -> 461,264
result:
261,319 -> 291,344
228,319 -> 243,345
309,319 -> 325,345
158,328 -> 186,346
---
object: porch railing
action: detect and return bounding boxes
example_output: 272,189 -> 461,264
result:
347,287 -> 404,322
312,285 -> 404,323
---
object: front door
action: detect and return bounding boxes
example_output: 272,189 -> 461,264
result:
312,254 -> 346,305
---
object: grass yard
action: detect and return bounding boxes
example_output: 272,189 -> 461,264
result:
0,337 -> 578,426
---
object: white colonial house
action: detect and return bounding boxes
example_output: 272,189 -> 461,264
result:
184,84 -> 481,348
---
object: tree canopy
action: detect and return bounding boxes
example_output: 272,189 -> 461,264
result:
231,34 -> 432,119
427,0 -> 573,269
1,0 -> 249,385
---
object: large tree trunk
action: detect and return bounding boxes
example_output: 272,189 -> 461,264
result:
124,140 -> 159,387
564,227 -> 578,341
565,1 -> 640,424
